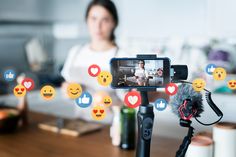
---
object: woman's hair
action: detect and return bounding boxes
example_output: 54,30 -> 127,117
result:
85,0 -> 119,43
138,60 -> 145,65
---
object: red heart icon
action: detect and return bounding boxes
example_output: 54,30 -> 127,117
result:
21,88 -> 25,92
88,64 -> 101,77
100,110 -> 104,114
15,88 -> 19,91
124,91 -> 141,108
165,83 -> 178,96
21,78 -> 35,91
93,110 -> 98,113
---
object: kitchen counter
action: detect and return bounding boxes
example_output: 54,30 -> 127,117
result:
0,112 -> 181,157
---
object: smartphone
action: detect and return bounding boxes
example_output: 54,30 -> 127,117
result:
110,57 -> 171,89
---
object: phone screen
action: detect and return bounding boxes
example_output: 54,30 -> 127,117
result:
110,58 -> 170,88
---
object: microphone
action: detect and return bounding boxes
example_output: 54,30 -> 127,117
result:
169,83 -> 223,157
169,83 -> 204,157
170,83 -> 204,122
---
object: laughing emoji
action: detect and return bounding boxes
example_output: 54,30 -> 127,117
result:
103,96 -> 112,107
67,83 -> 82,99
91,105 -> 106,121
13,85 -> 26,97
213,67 -> 227,81
40,85 -> 55,100
97,71 -> 112,86
192,78 -> 206,92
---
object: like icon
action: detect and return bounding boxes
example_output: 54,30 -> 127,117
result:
88,64 -> 101,77
124,91 -> 141,108
165,83 -> 178,96
4,69 -> 16,81
205,64 -> 217,75
76,92 -> 93,108
154,98 -> 168,111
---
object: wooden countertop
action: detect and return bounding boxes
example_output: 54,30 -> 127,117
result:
0,112 -> 181,157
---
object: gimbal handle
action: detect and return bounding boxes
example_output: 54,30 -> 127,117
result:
136,54 -> 156,157
136,91 -> 154,157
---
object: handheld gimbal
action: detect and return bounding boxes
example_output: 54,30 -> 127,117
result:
135,54 -> 188,157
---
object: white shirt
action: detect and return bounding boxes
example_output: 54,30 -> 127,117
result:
61,44 -> 129,122
61,44 -> 120,93
134,68 -> 149,80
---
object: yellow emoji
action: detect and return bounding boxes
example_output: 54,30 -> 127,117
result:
97,71 -> 112,86
227,80 -> 236,90
103,95 -> 112,107
13,85 -> 26,97
91,105 -> 106,121
67,83 -> 82,99
40,85 -> 56,100
192,78 -> 206,92
213,67 -> 227,81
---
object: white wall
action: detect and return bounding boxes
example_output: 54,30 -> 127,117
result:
207,0 -> 236,37
114,0 -> 236,39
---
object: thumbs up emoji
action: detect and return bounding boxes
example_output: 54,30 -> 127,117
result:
4,70 -> 16,81
81,94 -> 90,104
157,101 -> 165,108
154,98 -> 167,111
206,64 -> 216,75
76,92 -> 92,108
208,66 -> 215,73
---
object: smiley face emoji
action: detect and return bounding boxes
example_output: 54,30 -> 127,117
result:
227,80 -> 236,90
40,85 -> 56,100
91,105 -> 106,121
67,83 -> 82,99
192,78 -> 206,92
13,85 -> 26,97
97,71 -> 112,86
213,67 -> 227,81
103,96 -> 112,107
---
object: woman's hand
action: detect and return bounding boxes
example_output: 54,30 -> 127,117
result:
16,73 -> 28,126
61,81 -> 70,98
16,74 -> 27,103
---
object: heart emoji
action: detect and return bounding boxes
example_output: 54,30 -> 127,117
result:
22,78 -> 35,91
128,96 -> 138,105
24,82 -> 32,89
165,83 -> 178,96
124,91 -> 141,108
91,68 -> 98,75
167,86 -> 175,93
88,64 -> 101,77
93,110 -> 98,114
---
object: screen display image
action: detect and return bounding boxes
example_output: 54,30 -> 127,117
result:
111,58 -> 170,88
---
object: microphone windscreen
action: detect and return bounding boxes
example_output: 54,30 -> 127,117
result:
169,83 -> 204,118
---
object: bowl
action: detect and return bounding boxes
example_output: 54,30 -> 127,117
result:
0,106 -> 21,133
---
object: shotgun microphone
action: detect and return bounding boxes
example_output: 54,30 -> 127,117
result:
169,83 -> 204,157
170,83 -> 204,122
169,83 -> 223,157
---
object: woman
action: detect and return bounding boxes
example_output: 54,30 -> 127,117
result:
61,0 -> 124,122
134,60 -> 149,86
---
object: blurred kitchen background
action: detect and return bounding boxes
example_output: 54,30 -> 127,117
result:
0,0 -> 236,138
